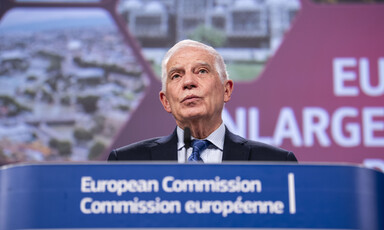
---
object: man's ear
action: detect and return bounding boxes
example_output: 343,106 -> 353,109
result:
159,91 -> 172,113
223,80 -> 234,103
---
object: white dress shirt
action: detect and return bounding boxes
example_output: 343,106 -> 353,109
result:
177,123 -> 225,163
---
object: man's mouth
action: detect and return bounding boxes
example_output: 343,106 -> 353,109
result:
181,95 -> 201,103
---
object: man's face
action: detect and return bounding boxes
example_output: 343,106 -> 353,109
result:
159,46 -> 233,127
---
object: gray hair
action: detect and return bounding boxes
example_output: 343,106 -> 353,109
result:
160,39 -> 229,92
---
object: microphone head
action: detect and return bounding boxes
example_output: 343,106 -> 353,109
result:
184,127 -> 191,149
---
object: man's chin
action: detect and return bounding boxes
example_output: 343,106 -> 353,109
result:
179,111 -> 206,122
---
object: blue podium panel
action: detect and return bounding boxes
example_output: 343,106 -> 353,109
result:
0,163 -> 383,230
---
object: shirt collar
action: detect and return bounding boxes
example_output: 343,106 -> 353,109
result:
177,123 -> 225,151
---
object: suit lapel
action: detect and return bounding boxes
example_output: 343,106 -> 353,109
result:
148,127 -> 250,161
150,129 -> 178,161
222,128 -> 250,161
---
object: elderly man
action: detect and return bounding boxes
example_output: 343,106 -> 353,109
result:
108,40 -> 297,162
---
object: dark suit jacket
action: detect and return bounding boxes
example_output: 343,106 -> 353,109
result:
108,127 -> 297,162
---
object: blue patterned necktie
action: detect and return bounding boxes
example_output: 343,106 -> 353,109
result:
188,139 -> 210,162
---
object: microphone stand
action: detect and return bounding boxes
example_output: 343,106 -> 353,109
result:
184,127 -> 191,163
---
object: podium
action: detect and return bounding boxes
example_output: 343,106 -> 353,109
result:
1,163 -> 383,230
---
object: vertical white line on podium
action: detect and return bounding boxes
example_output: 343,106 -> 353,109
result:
288,172 -> 296,214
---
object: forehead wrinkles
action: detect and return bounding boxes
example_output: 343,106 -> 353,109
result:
167,50 -> 215,75
168,61 -> 211,70
167,61 -> 214,79
169,46 -> 214,64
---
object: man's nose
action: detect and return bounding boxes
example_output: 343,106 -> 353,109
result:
183,72 -> 197,90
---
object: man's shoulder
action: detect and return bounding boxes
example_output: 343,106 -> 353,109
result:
116,137 -> 162,152
226,130 -> 297,162
108,131 -> 177,161
245,138 -> 287,152
107,137 -> 160,161
246,140 -> 297,161
246,139 -> 297,162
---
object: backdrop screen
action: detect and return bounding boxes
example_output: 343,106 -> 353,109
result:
0,0 -> 383,170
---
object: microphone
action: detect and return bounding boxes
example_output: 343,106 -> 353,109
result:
184,127 -> 191,162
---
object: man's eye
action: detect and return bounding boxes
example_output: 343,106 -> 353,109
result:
171,74 -> 181,79
198,69 -> 208,74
